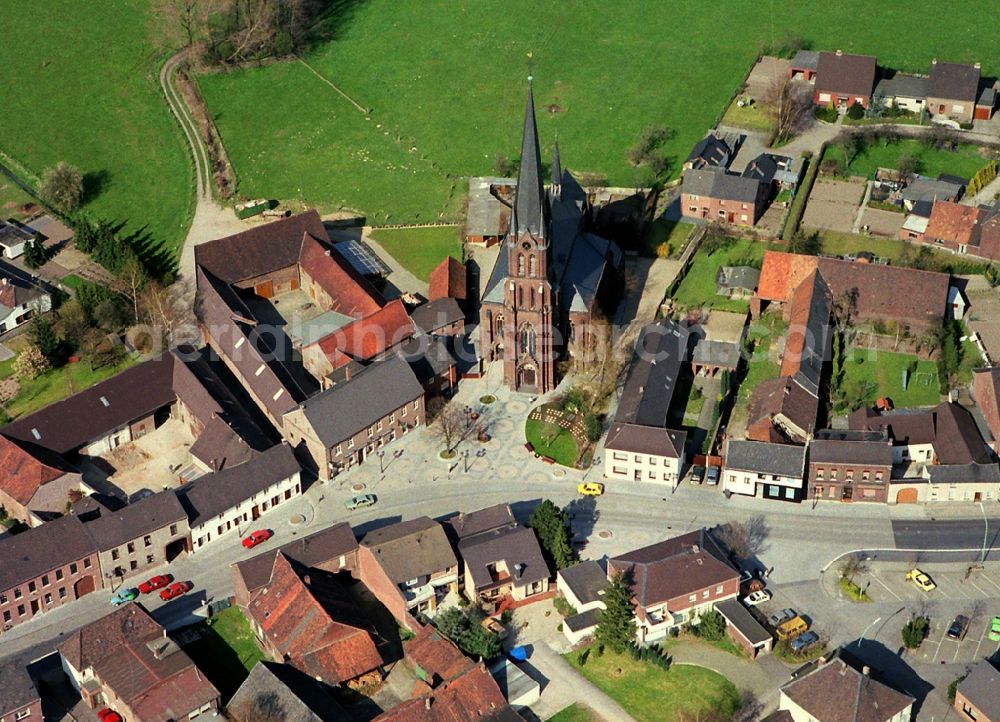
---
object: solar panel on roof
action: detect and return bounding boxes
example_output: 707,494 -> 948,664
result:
334,240 -> 391,278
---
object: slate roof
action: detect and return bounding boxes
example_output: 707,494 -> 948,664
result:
0,514 -> 97,591
615,318 -> 689,428
875,73 -> 929,100
604,422 -> 686,459
932,401 -> 994,464
725,440 -> 806,478
0,272 -> 48,312
373,664 -> 519,722
742,154 -> 778,184
716,265 -> 760,293
780,657 -> 913,722
248,553 -> 383,685
925,200 -> 984,245
176,443 -> 299,528
563,608 -> 601,633
691,339 -> 741,370
401,335 -> 456,385
0,657 -> 38,716
925,462 -> 1000,484
429,256 -> 467,301
808,437 -> 894,466
683,168 -> 764,203
466,177 -> 514,237
928,61 -> 980,103
685,135 -> 731,169
512,85 -> 546,239
849,407 -> 938,446
59,604 -> 219,722
83,489 -> 187,551
901,177 -> 964,204
715,598 -> 771,644
815,51 -> 878,98
410,297 -> 465,334
0,434 -> 75,505
459,523 -> 549,591
791,50 -> 819,70
557,560 -> 608,606
956,659 -> 1000,721
294,355 -> 423,447
227,661 -> 346,722
608,529 -> 736,607
448,503 -> 517,539
360,516 -> 457,584
0,219 -> 34,248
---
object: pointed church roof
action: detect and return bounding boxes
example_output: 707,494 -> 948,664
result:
551,139 -> 561,188
513,84 -> 546,239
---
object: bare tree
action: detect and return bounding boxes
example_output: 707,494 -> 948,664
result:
118,256 -> 148,324
150,0 -> 213,49
715,515 -> 771,562
839,552 -> 869,584
762,75 -> 813,141
432,402 -> 465,454
138,280 -> 186,347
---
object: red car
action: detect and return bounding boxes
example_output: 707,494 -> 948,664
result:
98,709 -> 123,722
242,529 -> 273,548
159,581 -> 191,601
138,575 -> 172,594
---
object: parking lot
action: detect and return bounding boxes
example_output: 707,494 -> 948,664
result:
916,609 -> 1000,665
862,562 -> 1000,604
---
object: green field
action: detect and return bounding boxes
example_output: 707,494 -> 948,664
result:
0,1 -> 192,262
196,1 -> 1000,227
549,704 -> 600,722
0,178 -> 38,221
840,348 -> 941,408
672,238 -> 766,313
181,608 -> 267,701
368,226 -> 462,281
566,647 -> 739,722
830,139 -> 989,181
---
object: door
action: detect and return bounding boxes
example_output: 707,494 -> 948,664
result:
255,280 -> 274,298
974,492 -> 982,502
252,505 -> 261,521
521,366 -> 536,388
895,488 -> 919,504
30,600 -> 39,614
74,575 -> 96,598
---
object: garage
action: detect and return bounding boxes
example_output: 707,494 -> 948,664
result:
895,488 -> 919,504
73,575 -> 96,598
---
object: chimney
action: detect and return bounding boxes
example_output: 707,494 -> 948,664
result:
691,544 -> 700,553
862,665 -> 871,676
836,49 -> 843,57
514,563 -> 525,580
1,278 -> 7,285
324,249 -> 331,256
303,573 -> 311,585
425,698 -> 432,710
975,62 -> 982,70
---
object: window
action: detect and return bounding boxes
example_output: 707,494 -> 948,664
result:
144,535 -> 152,547
688,205 -> 698,213
27,581 -> 35,593
55,569 -> 63,581
785,487 -> 796,500
716,585 -> 723,594
348,438 -> 355,448
962,702 -> 977,719
41,575 -> 49,587
688,594 -> 697,602
111,549 -> 120,561
2,610 -> 10,623
83,558 -> 91,568
146,555 -> 154,564
130,561 -> 138,571
17,604 -> 25,616
529,254 -> 537,278
846,470 -> 854,481
217,525 -> 224,535
401,407 -> 407,418
70,563 -> 77,574
648,470 -> 656,479
127,542 -> 135,554
613,452 -> 627,461
702,590 -> 710,599
0,593 -> 5,604
816,468 -> 824,479
59,588 -> 66,599
875,471 -> 884,481
169,524 -> 178,536
334,444 -> 342,456
43,593 -> 52,604
830,469 -> 838,479
517,253 -> 525,275
367,426 -> 374,438
648,456 -> 656,465
413,400 -> 419,409
377,420 -> 383,431
862,470 -> 870,481
15,708 -> 32,720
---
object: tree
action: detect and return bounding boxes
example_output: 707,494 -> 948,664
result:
847,100 -> 865,120
150,0 -> 213,50
41,162 -> 84,212
29,317 -> 64,366
432,402 -> 465,454
937,319 -> 963,388
58,301 -> 90,350
866,89 -> 887,118
434,607 -> 501,660
788,229 -> 822,256
836,132 -> 864,166
529,499 -> 576,570
715,515 -> 770,562
897,152 -> 920,177
902,616 -> 929,649
23,236 -> 47,269
626,126 -> 674,179
762,75 -> 813,141
694,609 -> 727,641
13,344 -> 50,380
119,256 -> 149,324
596,571 -> 636,654
839,552 -> 868,584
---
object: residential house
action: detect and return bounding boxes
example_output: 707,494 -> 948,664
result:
411,297 -> 466,337
359,516 -> 459,619
0,219 -> 34,259
746,376 -> 819,444
282,355 -> 425,480
954,659 -> 1000,722
449,504 -> 550,607
556,560 -> 608,645
788,50 -> 819,82
607,529 -> 738,643
927,60 -> 981,122
59,604 -> 220,722
242,552 -> 384,686
875,73 -> 929,114
603,318 -> 689,486
0,657 -> 42,722
723,440 -> 807,502
979,206 -> 1000,261
901,177 -> 965,210
0,268 -> 51,334
0,434 -> 87,526
973,367 -> 1000,453
715,265 -> 760,299
813,50 -> 878,109
176,443 -> 302,551
373,663 -> 523,722
0,514 -> 102,630
742,153 -> 803,190
465,176 -> 514,246
683,134 -> 731,171
227,661 -> 347,722
81,490 -> 189,581
808,430 -> 894,502
681,167 -> 769,226
919,200 -> 986,254
778,653 -> 914,722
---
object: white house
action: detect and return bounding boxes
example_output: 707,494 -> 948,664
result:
176,443 -> 302,551
723,439 -> 806,503
0,273 -> 51,334
0,219 -> 33,260
604,423 -> 686,487
557,560 -> 608,645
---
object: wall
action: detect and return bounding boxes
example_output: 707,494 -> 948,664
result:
955,688 -> 996,722
926,96 -> 973,122
808,462 -> 892,503
233,265 -> 300,297
357,544 -> 411,628
682,193 -> 759,226
81,411 -> 158,457
604,448 -> 683,487
1,696 -> 43,722
97,520 -> 189,581
189,471 -> 301,550
1,553 -> 101,629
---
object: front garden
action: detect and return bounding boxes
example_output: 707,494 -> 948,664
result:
525,387 -> 603,468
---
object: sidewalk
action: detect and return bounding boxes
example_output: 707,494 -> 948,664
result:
528,641 -> 638,722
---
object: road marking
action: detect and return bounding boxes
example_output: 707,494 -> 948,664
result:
867,571 -> 902,601
966,577 -> 993,598
935,574 -> 973,600
931,624 -> 950,663
977,572 -> 1000,593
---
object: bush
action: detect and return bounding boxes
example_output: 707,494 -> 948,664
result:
815,103 -> 839,123
948,675 -> 965,703
902,616 -> 929,649
847,101 -> 865,120
693,610 -> 727,642
578,648 -> 590,666
41,161 -> 83,212
820,157 -> 843,175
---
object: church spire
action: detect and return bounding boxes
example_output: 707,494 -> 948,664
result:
512,80 -> 546,240
551,136 -> 561,200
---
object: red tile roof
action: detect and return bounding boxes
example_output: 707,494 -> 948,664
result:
429,256 -> 467,301
248,553 -> 382,685
756,251 -> 818,302
308,298 -> 414,362
925,200 -> 984,245
299,231 -> 384,317
373,664 -> 515,722
0,436 -> 72,505
403,627 -> 473,687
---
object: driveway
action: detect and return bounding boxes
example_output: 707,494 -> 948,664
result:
528,642 -> 637,722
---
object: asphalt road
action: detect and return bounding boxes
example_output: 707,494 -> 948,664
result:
891,517 -> 1000,555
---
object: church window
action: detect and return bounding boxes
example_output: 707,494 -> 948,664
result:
568,321 -> 576,342
519,324 -> 536,356
517,254 -> 525,275
529,254 -> 537,278
530,288 -> 535,309
518,287 -> 523,307
495,314 -> 504,335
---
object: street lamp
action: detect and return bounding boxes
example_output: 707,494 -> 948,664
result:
978,501 -> 989,564
464,405 -> 473,430
461,449 -> 470,473
858,616 -> 882,647
378,450 -> 386,475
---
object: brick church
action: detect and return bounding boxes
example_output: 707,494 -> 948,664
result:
479,83 -> 623,394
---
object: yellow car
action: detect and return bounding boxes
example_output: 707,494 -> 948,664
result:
905,568 -> 936,592
577,482 -> 605,496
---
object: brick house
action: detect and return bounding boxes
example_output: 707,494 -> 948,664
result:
0,434 -> 87,526
359,516 -> 459,619
428,256 -> 468,306
973,367 -> 1000,453
921,200 -> 986,254
59,604 -> 220,721
0,514 -> 102,630
807,430 -> 894,503
927,60 -> 981,123
608,529 -> 739,644
0,657 -> 42,722
282,355 -> 425,481
813,50 -> 877,109
954,659 -> 1000,722
681,168 -> 769,226
723,440 -> 807,503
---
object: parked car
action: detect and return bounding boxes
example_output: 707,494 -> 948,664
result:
97,709 -> 123,722
690,465 -> 705,484
744,590 -> 772,606
905,568 -> 936,592
706,466 -> 720,486
946,615 -> 969,640
789,631 -> 820,654
159,581 -> 191,601
577,482 -> 605,496
110,588 -> 139,606
242,529 -> 273,549
768,608 -> 796,628
345,494 -> 377,510
138,575 -> 172,594
990,616 -> 1000,642
481,616 -> 509,640
775,616 -> 809,641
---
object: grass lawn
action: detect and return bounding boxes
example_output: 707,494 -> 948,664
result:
839,576 -> 872,602
721,101 -> 774,133
549,704 -> 600,722
197,1 -> 1000,229
840,347 -> 940,408
525,417 -> 579,467
368,225 -> 462,281
0,178 -> 38,221
640,218 -> 695,258
181,607 -> 267,702
0,1 -> 192,264
566,647 -> 739,722
814,230 -> 990,274
672,238 -> 766,313
831,139 -> 989,181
